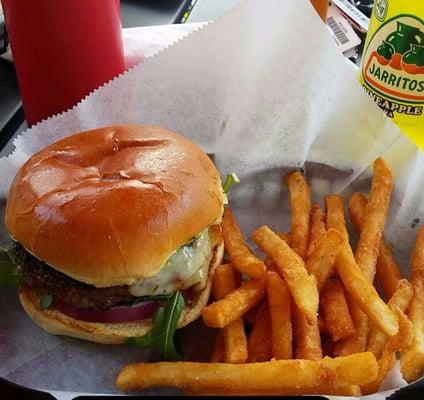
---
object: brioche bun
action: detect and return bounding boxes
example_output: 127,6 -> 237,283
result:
6,125 -> 224,287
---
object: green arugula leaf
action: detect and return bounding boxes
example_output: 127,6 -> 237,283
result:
131,291 -> 185,360
0,246 -> 22,286
39,293 -> 53,309
222,172 -> 240,194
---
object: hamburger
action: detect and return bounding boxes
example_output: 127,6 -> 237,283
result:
5,124 -> 224,345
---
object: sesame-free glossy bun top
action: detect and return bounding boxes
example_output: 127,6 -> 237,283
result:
6,125 -> 223,287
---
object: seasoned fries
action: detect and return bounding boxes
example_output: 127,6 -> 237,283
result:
247,302 -> 272,362
202,278 -> 266,328
324,194 -> 363,352
326,193 -> 398,337
116,157 -> 424,396
308,202 -> 326,256
367,279 -> 413,358
321,279 -> 355,342
377,243 -> 403,300
221,207 -> 266,278
363,310 -> 413,394
285,171 -> 312,260
267,272 -> 292,359
278,231 -> 291,245
334,299 -> 369,356
223,318 -> 248,364
292,303 -> 322,360
318,313 -> 327,334
183,385 -> 362,396
252,225 -> 319,321
349,192 -> 401,298
211,264 -> 247,364
212,263 -> 237,300
116,353 -> 378,393
243,302 -> 261,326
306,228 -> 343,291
348,192 -> 368,232
401,226 -> 424,383
336,243 -> 398,337
355,158 -> 393,282
210,331 -> 224,362
325,195 -> 349,242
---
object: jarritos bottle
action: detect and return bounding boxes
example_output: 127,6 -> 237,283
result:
360,0 -> 424,147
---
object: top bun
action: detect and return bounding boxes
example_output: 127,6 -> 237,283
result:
6,125 -> 223,287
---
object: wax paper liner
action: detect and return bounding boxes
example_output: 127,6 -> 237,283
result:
0,0 -> 423,398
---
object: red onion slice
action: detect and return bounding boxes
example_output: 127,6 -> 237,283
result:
53,297 -> 163,323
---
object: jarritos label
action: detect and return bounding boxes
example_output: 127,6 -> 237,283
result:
362,14 -> 424,118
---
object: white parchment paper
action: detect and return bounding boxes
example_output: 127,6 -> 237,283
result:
1,0 -> 423,397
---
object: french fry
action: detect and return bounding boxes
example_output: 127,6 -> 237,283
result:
321,278 -> 355,342
264,256 -> 273,268
324,194 -> 361,350
212,263 -> 238,300
243,302 -> 261,326
306,228 -> 344,291
221,207 -> 266,278
210,264 -> 234,362
252,226 -> 319,321
116,353 -> 378,393
349,192 -> 401,299
318,312 -> 328,334
278,231 -> 291,246
348,192 -> 368,232
335,243 -> 399,338
202,278 -> 266,328
325,195 -> 349,242
401,226 -> 424,383
362,310 -> 414,395
334,299 -> 369,356
367,279 -> 413,358
355,158 -> 393,282
247,302 -> 272,362
401,281 -> 424,383
308,203 -> 326,256
267,271 -> 292,359
184,384 -> 362,396
223,318 -> 248,364
292,302 -> 322,360
377,243 -> 403,300
326,195 -> 398,340
211,263 -> 247,363
210,331 -> 224,362
285,171 -> 312,260
264,232 -> 290,271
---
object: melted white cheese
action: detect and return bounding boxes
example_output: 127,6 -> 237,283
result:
128,229 -> 213,296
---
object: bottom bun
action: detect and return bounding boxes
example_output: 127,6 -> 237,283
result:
19,238 -> 223,345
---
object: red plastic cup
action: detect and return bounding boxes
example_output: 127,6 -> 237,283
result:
2,0 -> 125,126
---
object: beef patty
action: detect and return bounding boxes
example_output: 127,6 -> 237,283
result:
18,246 -> 136,309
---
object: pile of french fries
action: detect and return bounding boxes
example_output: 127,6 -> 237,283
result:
116,157 -> 424,396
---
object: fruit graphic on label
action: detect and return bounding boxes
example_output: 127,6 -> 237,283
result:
377,22 -> 424,70
402,44 -> 424,74
376,41 -> 394,65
